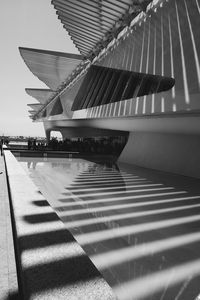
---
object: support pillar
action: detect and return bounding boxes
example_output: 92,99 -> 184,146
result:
45,130 -> 51,143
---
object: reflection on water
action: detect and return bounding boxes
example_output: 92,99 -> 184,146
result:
18,156 -> 200,300
27,161 -> 37,169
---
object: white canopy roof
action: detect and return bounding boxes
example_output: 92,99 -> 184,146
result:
52,0 -> 152,56
25,89 -> 56,104
20,47 -> 82,89
27,103 -> 43,111
28,110 -> 36,115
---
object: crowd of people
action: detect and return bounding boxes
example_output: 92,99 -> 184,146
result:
0,135 -> 127,156
27,138 -> 46,150
48,137 -> 127,155
28,136 -> 128,156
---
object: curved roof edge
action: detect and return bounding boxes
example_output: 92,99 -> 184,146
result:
27,103 -> 43,111
25,88 -> 55,104
19,46 -> 82,60
19,47 -> 84,90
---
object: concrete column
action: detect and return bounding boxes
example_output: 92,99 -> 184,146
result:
45,130 -> 51,143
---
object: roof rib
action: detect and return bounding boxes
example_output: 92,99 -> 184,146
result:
52,0 -> 152,57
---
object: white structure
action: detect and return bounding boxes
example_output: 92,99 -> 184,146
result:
20,0 -> 200,178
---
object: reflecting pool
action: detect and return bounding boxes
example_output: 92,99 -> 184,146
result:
17,156 -> 200,300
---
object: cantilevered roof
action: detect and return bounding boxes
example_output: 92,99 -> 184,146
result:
19,47 -> 82,90
27,104 -> 43,111
72,65 -> 175,110
25,89 -> 55,104
52,0 -> 152,57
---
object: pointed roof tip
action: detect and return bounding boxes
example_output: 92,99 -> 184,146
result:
18,47 -> 23,55
25,88 -> 55,105
25,88 -> 53,92
18,46 -> 82,60
27,103 -> 43,112
27,103 -> 42,106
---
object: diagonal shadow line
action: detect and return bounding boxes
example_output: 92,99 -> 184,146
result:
20,221 -> 200,294
32,200 -> 50,207
80,227 -> 200,261
148,277 -> 200,300
73,176 -> 140,183
18,158 -> 200,299
75,174 -> 132,179
62,187 -> 175,199
19,229 -> 74,250
24,212 -> 59,224
113,258 -> 200,300
66,179 -> 149,190
69,178 -> 146,186
82,167 -> 120,173
54,191 -> 188,216
75,172 -> 137,177
55,198 -> 200,229
19,219 -> 200,253
106,243 -> 200,285
74,213 -> 200,246
23,255 -> 103,295
66,183 -> 163,194
79,219 -> 200,260
91,232 -> 200,270
60,206 -> 200,236
19,226 -> 110,298
23,208 -> 200,245
57,192 -> 193,208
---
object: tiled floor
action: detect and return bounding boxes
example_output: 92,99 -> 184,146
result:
18,156 -> 200,300
0,156 -> 18,300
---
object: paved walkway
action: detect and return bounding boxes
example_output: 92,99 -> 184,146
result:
0,155 -> 19,299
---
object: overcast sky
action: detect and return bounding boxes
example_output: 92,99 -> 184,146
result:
0,0 -> 79,137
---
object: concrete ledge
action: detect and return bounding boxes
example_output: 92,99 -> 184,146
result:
4,150 -> 116,300
43,112 -> 200,135
0,156 -> 19,299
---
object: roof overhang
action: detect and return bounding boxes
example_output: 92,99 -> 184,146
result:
28,110 -> 36,115
25,88 -> 55,104
52,0 -> 152,58
27,103 -> 43,111
19,47 -> 83,89
20,0 -> 161,120
72,65 -> 175,110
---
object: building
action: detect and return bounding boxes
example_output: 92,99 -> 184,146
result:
19,0 -> 200,178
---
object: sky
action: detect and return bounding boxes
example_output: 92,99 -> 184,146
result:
0,0 -> 79,137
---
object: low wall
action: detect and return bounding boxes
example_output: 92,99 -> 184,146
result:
4,150 -> 116,300
7,149 -> 79,158
119,132 -> 200,179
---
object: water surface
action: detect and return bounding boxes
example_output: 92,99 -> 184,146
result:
17,156 -> 200,300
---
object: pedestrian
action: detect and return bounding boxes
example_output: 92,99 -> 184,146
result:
28,139 -> 32,150
0,138 -> 3,156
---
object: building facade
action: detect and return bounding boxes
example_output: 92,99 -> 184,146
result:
20,0 -> 200,178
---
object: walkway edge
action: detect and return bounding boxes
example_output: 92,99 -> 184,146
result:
4,150 -> 116,300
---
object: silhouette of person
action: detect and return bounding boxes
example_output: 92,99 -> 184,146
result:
0,138 -> 4,156
28,139 -> 32,150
